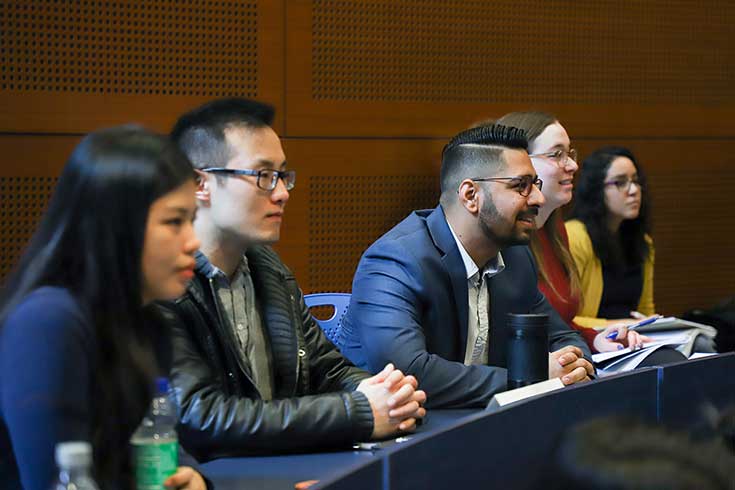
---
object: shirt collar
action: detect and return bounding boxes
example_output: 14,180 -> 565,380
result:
446,220 -> 505,282
196,250 -> 250,282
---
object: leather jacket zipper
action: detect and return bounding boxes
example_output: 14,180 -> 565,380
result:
289,291 -> 303,394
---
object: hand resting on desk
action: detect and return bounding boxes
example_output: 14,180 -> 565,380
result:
357,363 -> 427,438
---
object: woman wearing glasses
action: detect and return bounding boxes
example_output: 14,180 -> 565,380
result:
0,127 -> 206,490
566,146 -> 656,328
495,114 -> 645,352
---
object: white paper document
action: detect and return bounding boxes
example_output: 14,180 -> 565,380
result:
486,378 -> 565,411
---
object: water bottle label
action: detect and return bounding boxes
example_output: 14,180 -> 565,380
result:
132,440 -> 178,490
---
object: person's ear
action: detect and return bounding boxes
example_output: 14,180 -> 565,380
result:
194,169 -> 211,205
458,179 -> 480,214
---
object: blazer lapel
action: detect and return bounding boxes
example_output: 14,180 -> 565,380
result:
426,205 -> 470,354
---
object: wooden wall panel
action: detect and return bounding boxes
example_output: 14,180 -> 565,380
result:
0,1 -> 732,323
286,0 -> 735,138
0,135 -> 80,277
278,138 -> 444,290
0,1 -> 285,134
0,0 -> 285,275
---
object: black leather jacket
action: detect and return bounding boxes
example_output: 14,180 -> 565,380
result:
158,246 -> 374,462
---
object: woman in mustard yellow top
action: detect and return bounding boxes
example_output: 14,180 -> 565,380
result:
566,146 -> 655,328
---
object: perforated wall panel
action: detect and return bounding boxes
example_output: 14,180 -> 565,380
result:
0,1 -> 258,96
647,161 -> 735,316
311,0 -> 734,104
308,175 -> 439,293
0,177 -> 56,278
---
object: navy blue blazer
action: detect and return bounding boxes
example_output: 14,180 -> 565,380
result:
341,205 -> 591,408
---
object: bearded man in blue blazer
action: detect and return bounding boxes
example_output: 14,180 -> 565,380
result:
341,124 -> 593,409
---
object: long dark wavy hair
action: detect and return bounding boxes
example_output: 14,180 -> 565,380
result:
0,126 -> 194,488
570,146 -> 651,267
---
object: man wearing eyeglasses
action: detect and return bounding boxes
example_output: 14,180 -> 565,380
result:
159,98 -> 426,461
341,124 -> 593,409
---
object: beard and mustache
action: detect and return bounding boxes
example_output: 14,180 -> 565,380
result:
477,188 -> 538,249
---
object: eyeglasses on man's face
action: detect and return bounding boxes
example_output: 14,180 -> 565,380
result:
604,176 -> 640,193
470,175 -> 543,197
529,148 -> 578,168
201,167 -> 296,191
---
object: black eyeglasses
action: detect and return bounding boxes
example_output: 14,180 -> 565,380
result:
201,167 -> 296,191
470,176 -> 543,197
529,148 -> 578,168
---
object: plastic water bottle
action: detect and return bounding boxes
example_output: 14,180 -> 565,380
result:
53,441 -> 101,490
131,377 -> 179,490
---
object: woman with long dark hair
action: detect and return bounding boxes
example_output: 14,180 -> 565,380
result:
495,113 -> 645,352
0,126 -> 205,489
567,146 -> 655,326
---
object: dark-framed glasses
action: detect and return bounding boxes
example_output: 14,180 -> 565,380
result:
201,167 -> 296,191
604,177 -> 640,192
470,175 -> 543,197
529,148 -> 578,168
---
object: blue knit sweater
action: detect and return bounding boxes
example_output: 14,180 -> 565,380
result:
0,286 -> 95,490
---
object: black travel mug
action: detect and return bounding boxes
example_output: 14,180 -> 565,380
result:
506,313 -> 549,389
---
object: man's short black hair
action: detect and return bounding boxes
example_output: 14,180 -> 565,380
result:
170,97 -> 275,169
443,124 -> 527,157
440,124 -> 528,203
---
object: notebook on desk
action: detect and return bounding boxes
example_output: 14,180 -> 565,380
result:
592,318 -> 717,376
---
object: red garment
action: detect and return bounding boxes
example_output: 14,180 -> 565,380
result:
536,222 -> 597,349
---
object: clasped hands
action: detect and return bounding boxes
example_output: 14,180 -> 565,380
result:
356,363 -> 427,439
161,363 -> 427,488
549,346 -> 595,386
